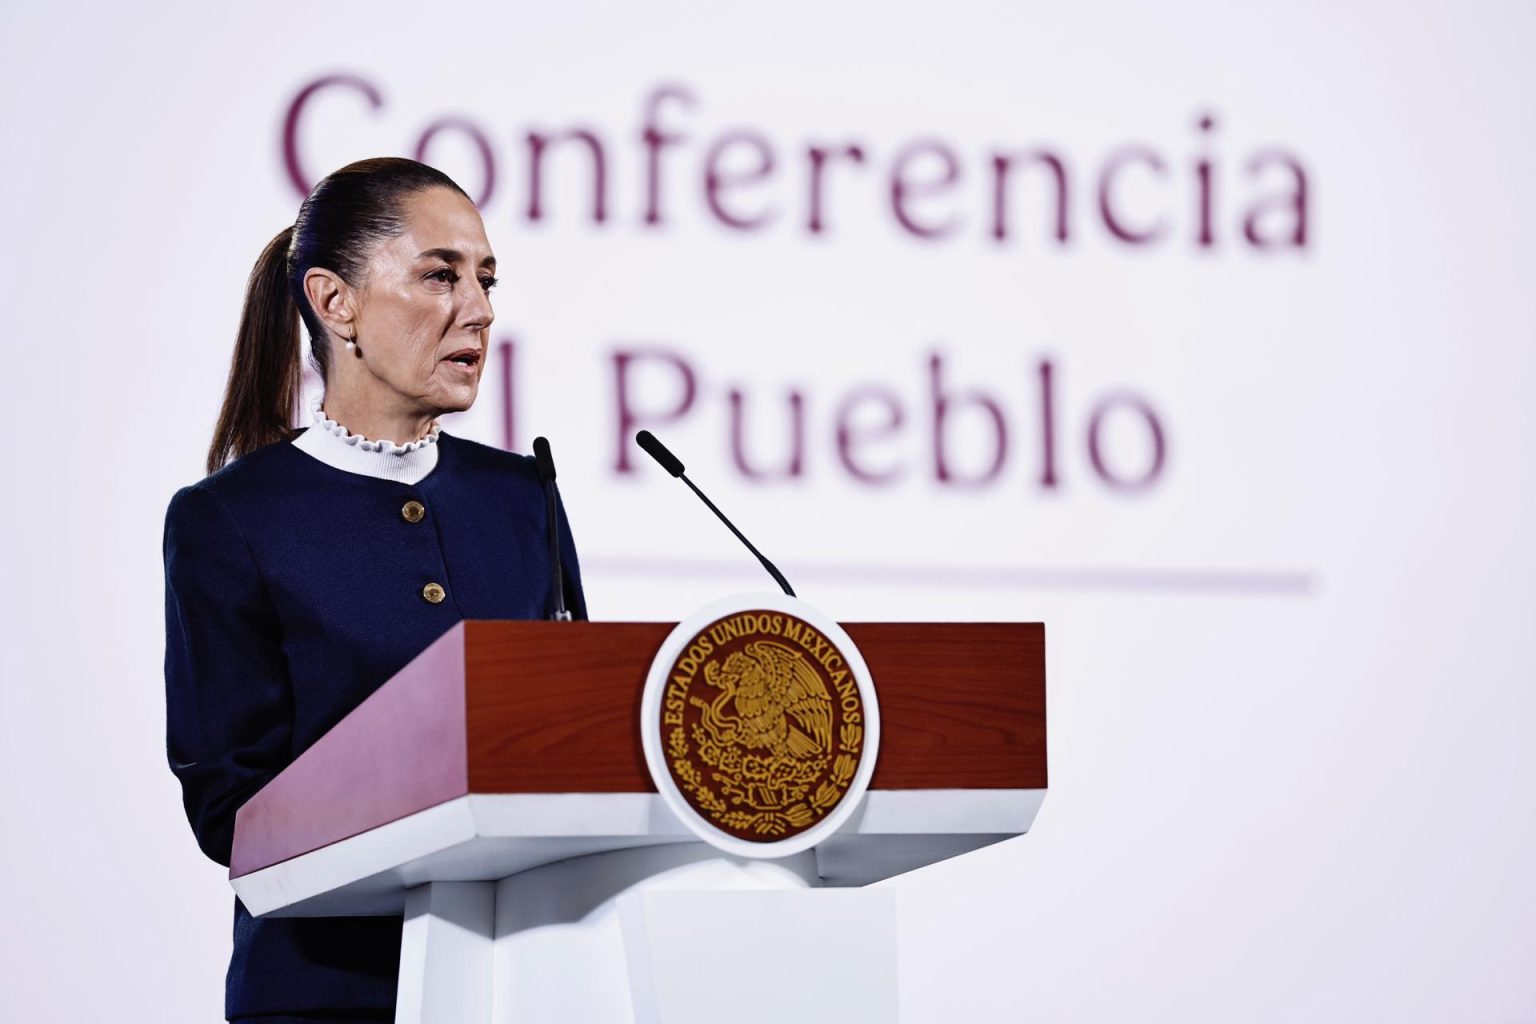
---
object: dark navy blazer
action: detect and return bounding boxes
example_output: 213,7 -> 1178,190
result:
163,430 -> 586,1020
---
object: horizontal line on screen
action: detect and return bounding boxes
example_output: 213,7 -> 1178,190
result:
585,557 -> 1317,596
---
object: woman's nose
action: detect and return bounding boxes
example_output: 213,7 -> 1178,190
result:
459,277 -> 495,329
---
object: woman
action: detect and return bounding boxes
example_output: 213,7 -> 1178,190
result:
163,157 -> 586,1023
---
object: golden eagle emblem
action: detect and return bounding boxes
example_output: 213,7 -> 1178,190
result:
660,611 -> 866,841
700,641 -> 833,761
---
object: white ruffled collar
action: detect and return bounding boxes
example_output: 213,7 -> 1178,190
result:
290,394 -> 443,484
309,395 -> 441,454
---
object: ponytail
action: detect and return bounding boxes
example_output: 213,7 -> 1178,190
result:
206,226 -> 301,474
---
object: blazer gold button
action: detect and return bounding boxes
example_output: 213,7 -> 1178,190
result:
421,582 -> 446,604
401,500 -> 426,524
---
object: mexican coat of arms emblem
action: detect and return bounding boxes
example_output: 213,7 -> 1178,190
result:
642,597 -> 879,855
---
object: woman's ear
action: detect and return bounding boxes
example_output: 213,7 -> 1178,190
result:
302,267 -> 355,342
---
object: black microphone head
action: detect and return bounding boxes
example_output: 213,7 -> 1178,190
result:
532,436 -> 556,483
635,430 -> 685,477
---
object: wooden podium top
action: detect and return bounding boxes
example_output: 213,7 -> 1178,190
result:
232,620 -> 1045,880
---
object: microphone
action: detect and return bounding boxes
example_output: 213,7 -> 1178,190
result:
532,436 -> 572,621
634,430 -> 795,597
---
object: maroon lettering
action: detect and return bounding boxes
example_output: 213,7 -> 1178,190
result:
930,352 -> 1007,486
1088,392 -> 1166,490
612,348 -> 698,472
277,79 -> 1313,260
728,388 -> 805,479
276,79 -> 1313,259
641,84 -> 697,226
1037,357 -> 1059,489
835,387 -> 906,484
585,342 -> 1172,494
991,149 -> 1069,243
1244,150 -> 1310,249
414,118 -> 496,208
1194,113 -> 1216,248
526,128 -> 608,224
498,338 -> 517,452
705,130 -> 777,230
807,143 -> 867,234
890,139 -> 962,239
282,74 -> 383,198
1099,146 -> 1169,244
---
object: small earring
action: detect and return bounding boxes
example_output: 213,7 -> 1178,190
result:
345,333 -> 357,352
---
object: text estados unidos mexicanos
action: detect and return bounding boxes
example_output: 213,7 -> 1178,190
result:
663,613 -> 859,728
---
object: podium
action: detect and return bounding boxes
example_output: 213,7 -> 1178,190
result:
230,619 -> 1046,1022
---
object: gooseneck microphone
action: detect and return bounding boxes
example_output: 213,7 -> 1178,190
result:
634,430 -> 796,597
531,436 -> 572,621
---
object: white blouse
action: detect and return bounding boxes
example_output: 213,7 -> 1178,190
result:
290,395 -> 441,485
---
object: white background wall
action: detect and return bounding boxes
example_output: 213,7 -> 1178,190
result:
2,2 -> 1533,1020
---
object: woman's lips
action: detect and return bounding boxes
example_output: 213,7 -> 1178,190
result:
441,349 -> 482,374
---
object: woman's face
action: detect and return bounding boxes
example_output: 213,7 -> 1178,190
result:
345,187 -> 497,418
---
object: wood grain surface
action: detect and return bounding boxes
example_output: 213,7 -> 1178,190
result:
464,621 -> 670,793
462,620 -> 1046,793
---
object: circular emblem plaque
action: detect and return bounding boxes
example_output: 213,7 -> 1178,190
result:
640,593 -> 880,858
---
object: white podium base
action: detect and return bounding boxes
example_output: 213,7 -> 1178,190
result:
619,887 -> 898,1024
395,843 -> 897,1024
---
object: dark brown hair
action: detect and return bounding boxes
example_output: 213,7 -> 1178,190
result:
205,157 -> 470,473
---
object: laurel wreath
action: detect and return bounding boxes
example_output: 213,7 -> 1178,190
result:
668,716 -> 864,837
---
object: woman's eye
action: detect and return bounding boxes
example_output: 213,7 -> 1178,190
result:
428,268 -> 456,284
480,276 -> 499,293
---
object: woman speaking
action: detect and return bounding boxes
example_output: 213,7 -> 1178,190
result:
163,157 -> 586,1022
